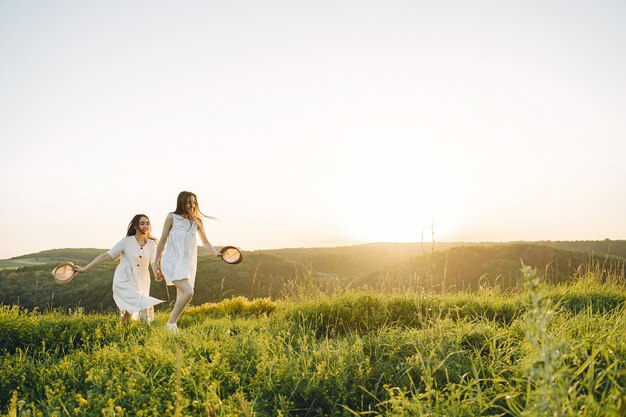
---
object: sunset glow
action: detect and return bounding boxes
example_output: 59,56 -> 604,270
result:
0,1 -> 625,258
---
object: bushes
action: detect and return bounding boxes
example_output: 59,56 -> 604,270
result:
185,296 -> 277,318
0,305 -> 134,354
281,291 -> 528,337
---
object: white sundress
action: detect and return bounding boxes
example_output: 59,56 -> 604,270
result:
161,213 -> 199,288
107,236 -> 164,319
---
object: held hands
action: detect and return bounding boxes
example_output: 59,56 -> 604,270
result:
155,267 -> 164,282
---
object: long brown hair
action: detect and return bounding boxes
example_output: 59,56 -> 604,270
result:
126,214 -> 157,240
173,191 -> 215,228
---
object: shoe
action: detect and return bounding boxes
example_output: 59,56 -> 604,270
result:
166,322 -> 178,334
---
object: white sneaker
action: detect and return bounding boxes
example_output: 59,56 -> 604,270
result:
166,322 -> 178,334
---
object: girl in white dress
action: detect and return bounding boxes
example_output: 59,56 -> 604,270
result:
74,214 -> 164,323
156,191 -> 221,333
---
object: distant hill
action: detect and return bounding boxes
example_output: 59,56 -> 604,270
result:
0,248 -> 106,271
8,240 -> 626,270
10,248 -> 105,262
535,240 -> 626,259
259,242 -> 501,278
357,243 -> 625,292
258,240 -> 626,280
1,241 -> 624,312
0,250 -> 302,312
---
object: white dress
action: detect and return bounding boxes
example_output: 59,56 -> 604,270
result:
161,213 -> 199,288
107,236 -> 164,319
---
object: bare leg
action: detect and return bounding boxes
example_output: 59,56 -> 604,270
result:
168,279 -> 194,325
138,307 -> 154,324
120,311 -> 132,324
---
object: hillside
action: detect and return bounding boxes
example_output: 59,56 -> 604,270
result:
251,240 -> 626,280
1,241 -> 624,312
0,249 -> 102,270
538,239 -> 626,258
0,251 -> 301,313
6,240 -> 625,272
358,243 -> 625,292
10,248 -> 105,263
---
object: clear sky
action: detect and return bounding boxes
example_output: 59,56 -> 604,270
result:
1,0 -> 625,259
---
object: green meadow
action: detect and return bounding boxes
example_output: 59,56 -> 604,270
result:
1,265 -> 625,416
0,260 -> 47,270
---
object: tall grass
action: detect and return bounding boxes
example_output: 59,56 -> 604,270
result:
1,270 -> 625,416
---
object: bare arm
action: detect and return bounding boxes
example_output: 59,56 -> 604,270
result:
155,213 -> 173,271
74,252 -> 113,274
146,238 -> 159,281
150,257 -> 162,282
198,224 -> 220,256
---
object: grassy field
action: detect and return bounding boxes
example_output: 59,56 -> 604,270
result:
0,259 -> 48,271
1,267 -> 625,416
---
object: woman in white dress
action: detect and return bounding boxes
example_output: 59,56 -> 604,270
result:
156,191 -> 221,333
74,214 -> 164,323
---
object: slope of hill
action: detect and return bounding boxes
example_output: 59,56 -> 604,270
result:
260,242 -> 500,278
358,243 -> 625,292
261,240 -> 626,283
537,239 -> 626,259
1,241 -> 624,312
0,251 -> 302,312
10,248 -> 105,263
0,248 -> 106,271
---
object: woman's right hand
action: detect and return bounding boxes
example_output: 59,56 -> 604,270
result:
73,266 -> 87,273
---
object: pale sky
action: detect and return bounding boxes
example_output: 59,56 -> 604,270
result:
1,0 -> 625,259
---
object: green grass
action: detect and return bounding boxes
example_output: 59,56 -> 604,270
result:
1,271 -> 625,416
0,259 -> 48,270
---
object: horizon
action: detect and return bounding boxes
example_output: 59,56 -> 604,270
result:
1,1 -> 625,260
6,237 -> 625,261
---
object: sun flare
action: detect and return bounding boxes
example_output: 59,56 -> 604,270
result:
333,156 -> 465,243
